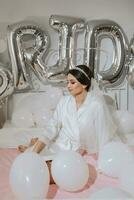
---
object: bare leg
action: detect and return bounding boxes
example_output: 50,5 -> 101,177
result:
46,161 -> 55,184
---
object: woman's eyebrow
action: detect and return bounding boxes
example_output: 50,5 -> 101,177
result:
67,79 -> 75,81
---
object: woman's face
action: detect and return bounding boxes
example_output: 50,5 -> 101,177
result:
67,73 -> 86,96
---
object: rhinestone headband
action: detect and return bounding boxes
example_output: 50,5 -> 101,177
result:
72,67 -> 91,81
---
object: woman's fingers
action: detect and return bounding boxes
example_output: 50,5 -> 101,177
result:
32,140 -> 45,153
18,138 -> 39,153
18,145 -> 28,152
77,149 -> 87,156
30,138 -> 39,146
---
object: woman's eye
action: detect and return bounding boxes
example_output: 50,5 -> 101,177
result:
66,80 -> 76,85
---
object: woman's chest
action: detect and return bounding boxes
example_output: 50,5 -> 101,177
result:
62,101 -> 95,126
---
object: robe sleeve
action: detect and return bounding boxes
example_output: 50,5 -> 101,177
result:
37,96 -> 65,145
94,98 -> 117,151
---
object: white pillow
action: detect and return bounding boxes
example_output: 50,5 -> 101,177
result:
11,86 -> 63,128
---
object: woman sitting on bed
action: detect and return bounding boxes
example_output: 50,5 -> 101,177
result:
18,64 -> 117,182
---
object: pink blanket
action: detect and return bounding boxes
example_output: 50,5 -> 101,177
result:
0,148 -> 120,199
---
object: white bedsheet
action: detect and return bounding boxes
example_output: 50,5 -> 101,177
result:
0,121 -> 134,149
0,127 -> 45,148
0,123 -> 56,161
0,129 -> 134,150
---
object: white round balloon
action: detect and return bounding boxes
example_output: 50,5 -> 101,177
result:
119,162 -> 134,197
51,150 -> 89,191
114,110 -> 134,134
10,152 -> 50,200
89,187 -> 133,199
98,141 -> 134,177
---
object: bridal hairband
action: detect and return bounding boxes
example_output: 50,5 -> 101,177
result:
71,67 -> 90,81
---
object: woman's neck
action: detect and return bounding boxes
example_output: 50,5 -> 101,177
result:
75,90 -> 87,109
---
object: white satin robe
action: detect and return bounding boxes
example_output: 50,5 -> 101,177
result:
38,91 -> 117,154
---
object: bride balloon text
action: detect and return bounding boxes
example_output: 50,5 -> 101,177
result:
0,15 -> 133,102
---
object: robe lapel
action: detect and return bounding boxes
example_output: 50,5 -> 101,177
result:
67,96 -> 80,142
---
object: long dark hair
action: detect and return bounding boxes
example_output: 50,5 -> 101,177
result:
67,65 -> 93,91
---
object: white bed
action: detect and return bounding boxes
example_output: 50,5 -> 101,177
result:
0,88 -> 134,199
0,126 -> 45,148
0,86 -> 63,148
0,88 -> 134,148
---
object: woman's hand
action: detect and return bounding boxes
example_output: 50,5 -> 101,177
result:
18,145 -> 28,152
32,140 -> 46,153
76,148 -> 87,156
18,137 -> 39,152
30,137 -> 39,146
